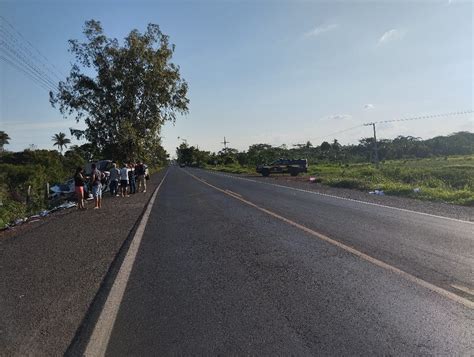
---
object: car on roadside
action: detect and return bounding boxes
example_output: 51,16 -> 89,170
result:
84,159 -> 114,192
256,158 -> 308,177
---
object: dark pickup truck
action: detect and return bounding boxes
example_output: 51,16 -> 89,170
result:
256,158 -> 308,177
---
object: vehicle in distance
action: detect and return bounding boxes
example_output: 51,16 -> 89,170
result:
256,158 -> 308,177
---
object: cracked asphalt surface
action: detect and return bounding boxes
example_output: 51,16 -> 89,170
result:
1,166 -> 473,355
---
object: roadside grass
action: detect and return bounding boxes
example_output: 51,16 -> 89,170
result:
206,155 -> 474,206
205,163 -> 255,175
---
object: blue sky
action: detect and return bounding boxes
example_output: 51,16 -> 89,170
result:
1,0 -> 472,156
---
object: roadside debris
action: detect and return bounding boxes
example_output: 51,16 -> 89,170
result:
1,201 -> 78,231
56,202 -> 77,209
309,177 -> 317,183
369,189 -> 385,196
413,188 -> 421,193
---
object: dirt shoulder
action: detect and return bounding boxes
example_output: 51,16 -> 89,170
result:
208,170 -> 474,222
0,169 -> 167,356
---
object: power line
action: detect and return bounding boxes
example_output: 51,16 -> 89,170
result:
0,16 -> 66,93
0,29 -> 59,89
0,16 -> 65,80
0,54 -> 56,92
0,40 -> 58,90
362,110 -> 473,167
368,110 -> 473,126
0,55 -> 52,92
310,110 -> 473,143
309,124 -> 364,142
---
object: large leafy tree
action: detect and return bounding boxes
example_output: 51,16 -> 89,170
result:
50,20 -> 189,163
52,132 -> 71,154
0,131 -> 10,151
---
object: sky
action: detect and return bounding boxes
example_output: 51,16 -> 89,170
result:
1,0 -> 473,157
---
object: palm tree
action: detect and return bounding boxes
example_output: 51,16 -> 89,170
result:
52,132 -> 71,154
0,131 -> 10,151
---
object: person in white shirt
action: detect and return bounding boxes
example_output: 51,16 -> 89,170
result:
119,164 -> 130,197
109,163 -> 121,196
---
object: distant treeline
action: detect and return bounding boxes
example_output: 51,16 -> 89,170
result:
176,131 -> 474,166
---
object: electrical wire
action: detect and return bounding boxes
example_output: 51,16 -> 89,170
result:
0,16 -> 65,80
311,110 -> 473,143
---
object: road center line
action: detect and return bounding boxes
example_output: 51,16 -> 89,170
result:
451,284 -> 474,296
201,169 -> 474,225
84,170 -> 169,356
225,189 -> 242,197
185,169 -> 474,310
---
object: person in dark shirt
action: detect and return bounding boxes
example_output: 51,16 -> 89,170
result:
136,161 -> 146,193
74,167 -> 86,210
128,162 -> 136,194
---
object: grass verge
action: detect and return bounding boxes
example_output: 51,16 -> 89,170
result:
206,155 -> 474,206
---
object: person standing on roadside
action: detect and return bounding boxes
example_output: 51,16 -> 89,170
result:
128,162 -> 136,194
109,163 -> 120,196
90,163 -> 102,209
119,163 -> 130,197
74,167 -> 86,210
136,161 -> 146,193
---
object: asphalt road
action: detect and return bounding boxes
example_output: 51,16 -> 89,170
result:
77,166 -> 472,355
0,172 -> 167,356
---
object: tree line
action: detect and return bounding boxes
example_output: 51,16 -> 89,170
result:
176,131 -> 474,167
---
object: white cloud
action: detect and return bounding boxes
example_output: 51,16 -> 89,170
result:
304,24 -> 338,38
325,114 -> 352,121
378,29 -> 405,45
2,120 -> 73,131
364,104 -> 375,110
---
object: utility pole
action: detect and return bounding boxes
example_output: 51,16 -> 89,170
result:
364,122 -> 379,168
221,137 -> 230,153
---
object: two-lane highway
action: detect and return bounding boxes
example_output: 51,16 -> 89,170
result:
75,166 -> 473,356
189,168 -> 474,300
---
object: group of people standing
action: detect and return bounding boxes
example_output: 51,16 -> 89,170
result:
109,162 -> 147,197
73,161 -> 148,210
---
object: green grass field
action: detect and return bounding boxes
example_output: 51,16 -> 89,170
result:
207,155 -> 474,206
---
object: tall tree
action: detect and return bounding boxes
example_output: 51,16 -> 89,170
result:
0,131 -> 11,151
52,132 -> 71,154
50,20 -> 189,162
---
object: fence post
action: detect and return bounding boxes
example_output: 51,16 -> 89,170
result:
45,182 -> 49,200
27,185 -> 31,204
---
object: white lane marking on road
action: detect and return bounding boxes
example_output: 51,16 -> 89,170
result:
451,284 -> 474,296
185,170 -> 474,310
225,189 -> 242,197
199,169 -> 474,225
84,170 -> 169,357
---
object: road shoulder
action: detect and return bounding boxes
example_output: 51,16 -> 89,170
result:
0,170 -> 166,356
202,169 -> 474,222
